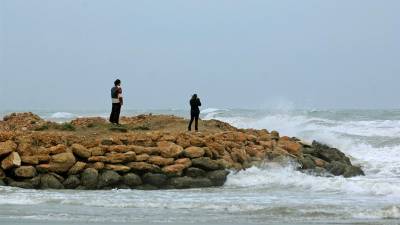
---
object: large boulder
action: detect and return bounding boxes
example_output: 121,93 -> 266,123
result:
14,166 -> 37,178
71,144 -> 91,158
1,152 -> 21,170
81,168 -> 99,189
104,164 -> 131,173
122,173 -> 142,187
279,139 -> 302,156
312,141 -> 350,164
206,170 -> 229,186
98,170 -> 121,188
135,154 -> 150,162
299,155 -> 316,170
325,161 -> 347,176
68,161 -> 87,175
183,147 -> 205,158
21,155 -> 39,165
175,158 -> 192,168
103,152 -> 136,164
162,164 -> 187,177
157,141 -> 183,158
192,157 -> 222,171
185,167 -> 206,178
63,175 -> 81,189
48,152 -> 76,173
343,166 -> 365,178
40,174 -> 64,189
142,173 -> 167,187
0,141 -> 17,157
148,156 -> 174,166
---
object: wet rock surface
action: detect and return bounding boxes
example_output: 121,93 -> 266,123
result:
0,112 -> 365,190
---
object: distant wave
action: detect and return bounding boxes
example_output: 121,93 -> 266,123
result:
50,112 -> 77,119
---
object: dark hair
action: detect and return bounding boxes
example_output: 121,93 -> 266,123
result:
192,94 -> 197,100
114,79 -> 121,86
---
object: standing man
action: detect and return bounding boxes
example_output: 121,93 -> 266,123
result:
188,94 -> 201,131
109,79 -> 123,125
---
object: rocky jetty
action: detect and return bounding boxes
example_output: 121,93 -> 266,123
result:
0,112 -> 364,190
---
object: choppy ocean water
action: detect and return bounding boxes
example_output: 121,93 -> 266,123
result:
0,108 -> 400,225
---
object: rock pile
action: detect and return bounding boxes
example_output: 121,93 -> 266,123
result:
0,113 -> 364,190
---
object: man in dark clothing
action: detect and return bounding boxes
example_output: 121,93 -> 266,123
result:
109,79 -> 123,125
188,94 -> 202,131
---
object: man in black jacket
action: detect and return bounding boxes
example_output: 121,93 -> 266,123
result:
109,79 -> 123,124
188,94 -> 201,131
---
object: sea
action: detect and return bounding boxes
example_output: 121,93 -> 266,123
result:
0,108 -> 399,225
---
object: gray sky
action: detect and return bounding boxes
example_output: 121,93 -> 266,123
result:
0,0 -> 399,110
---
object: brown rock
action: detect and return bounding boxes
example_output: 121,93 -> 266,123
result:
48,144 -> 67,155
1,152 -> 21,170
280,140 -> 302,156
130,146 -> 158,155
107,145 -> 130,153
68,161 -> 87,175
160,134 -> 176,142
71,144 -> 91,158
136,154 -> 150,162
16,142 -> 33,156
133,133 -> 154,146
105,151 -> 136,163
88,156 -> 107,162
206,142 -> 225,155
126,162 -> 160,173
148,156 -> 174,166
87,162 -> 105,170
245,146 -> 265,158
176,136 -> 191,149
157,141 -> 183,158
0,131 -> 15,142
259,141 -> 273,149
183,146 -> 205,158
89,147 -> 105,156
14,166 -> 37,178
0,140 -> 17,156
101,138 -> 121,146
105,164 -> 131,173
21,155 -> 39,165
189,136 -> 206,147
48,152 -> 76,173
162,164 -> 186,176
175,158 -> 192,168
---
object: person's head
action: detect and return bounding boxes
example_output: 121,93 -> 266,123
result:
114,79 -> 121,86
192,94 -> 198,100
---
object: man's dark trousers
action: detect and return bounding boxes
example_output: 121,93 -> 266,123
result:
110,103 -> 121,124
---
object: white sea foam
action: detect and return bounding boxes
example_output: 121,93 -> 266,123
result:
225,165 -> 400,198
50,112 -> 77,119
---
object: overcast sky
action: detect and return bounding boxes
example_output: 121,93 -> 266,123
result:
0,0 -> 399,110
